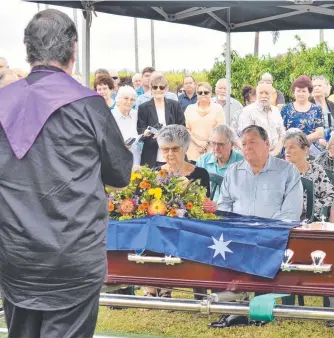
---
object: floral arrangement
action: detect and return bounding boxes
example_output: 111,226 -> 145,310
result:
107,166 -> 219,221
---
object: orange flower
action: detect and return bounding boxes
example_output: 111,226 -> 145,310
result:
169,209 -> 177,217
138,204 -> 147,212
108,201 -> 115,212
148,200 -> 167,216
158,169 -> 167,177
119,198 -> 136,215
139,180 -> 148,189
186,202 -> 193,210
142,201 -> 150,209
144,182 -> 151,189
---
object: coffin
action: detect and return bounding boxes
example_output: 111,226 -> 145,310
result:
105,222 -> 334,296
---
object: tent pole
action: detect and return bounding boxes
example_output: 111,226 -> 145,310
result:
225,30 -> 231,125
82,11 -> 91,88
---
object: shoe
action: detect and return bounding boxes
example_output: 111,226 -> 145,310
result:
249,320 -> 269,326
208,315 -> 249,328
326,321 -> 334,328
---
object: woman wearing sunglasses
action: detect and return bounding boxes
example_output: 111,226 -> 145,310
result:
137,75 -> 185,168
184,82 -> 225,163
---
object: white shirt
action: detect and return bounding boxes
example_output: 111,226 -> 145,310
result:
112,107 -> 141,165
156,107 -> 166,162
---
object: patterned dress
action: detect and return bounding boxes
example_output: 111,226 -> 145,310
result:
302,161 -> 334,218
281,103 -> 324,135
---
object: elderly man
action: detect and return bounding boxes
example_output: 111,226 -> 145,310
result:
0,68 -> 18,88
261,72 -> 285,109
132,72 -> 142,89
212,78 -> 243,122
137,71 -> 178,106
178,75 -> 197,113
0,9 -> 133,338
109,69 -> 120,99
213,125 -> 302,328
196,125 -> 243,202
238,81 -> 285,156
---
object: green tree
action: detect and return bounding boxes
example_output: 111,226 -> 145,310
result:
209,36 -> 334,103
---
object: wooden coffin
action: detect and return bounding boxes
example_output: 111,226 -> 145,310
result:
105,223 -> 334,296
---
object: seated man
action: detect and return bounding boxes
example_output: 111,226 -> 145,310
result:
212,125 -> 303,328
218,125 -> 302,220
196,125 -> 243,202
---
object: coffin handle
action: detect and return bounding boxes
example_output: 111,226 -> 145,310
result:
281,250 -> 332,274
128,254 -> 183,265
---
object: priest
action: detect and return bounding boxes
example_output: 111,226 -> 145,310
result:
0,9 -> 133,338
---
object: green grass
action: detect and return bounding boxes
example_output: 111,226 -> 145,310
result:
95,291 -> 334,338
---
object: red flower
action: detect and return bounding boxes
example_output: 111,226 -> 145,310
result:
202,199 -> 217,214
119,198 -> 136,215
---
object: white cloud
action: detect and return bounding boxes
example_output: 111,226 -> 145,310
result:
0,0 -> 333,73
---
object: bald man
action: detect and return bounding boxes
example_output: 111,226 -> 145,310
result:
238,81 -> 285,156
0,68 -> 19,88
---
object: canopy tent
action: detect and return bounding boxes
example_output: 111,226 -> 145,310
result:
25,0 -> 334,122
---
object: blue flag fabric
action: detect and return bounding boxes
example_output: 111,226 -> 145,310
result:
107,212 -> 299,279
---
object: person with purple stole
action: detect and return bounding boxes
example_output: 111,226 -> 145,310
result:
0,9 -> 133,338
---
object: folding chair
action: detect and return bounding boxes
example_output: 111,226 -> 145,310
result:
209,173 -> 224,201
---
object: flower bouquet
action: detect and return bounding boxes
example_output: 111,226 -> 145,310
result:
107,166 -> 219,221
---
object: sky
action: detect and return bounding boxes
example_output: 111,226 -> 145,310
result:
0,0 -> 333,74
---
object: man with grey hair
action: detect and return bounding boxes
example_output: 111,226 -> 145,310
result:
0,9 -> 133,338
261,72 -> 285,108
214,125 -> 302,328
132,72 -> 142,89
0,68 -> 18,88
212,78 -> 243,123
196,125 -> 243,202
238,81 -> 285,156
0,56 -> 8,69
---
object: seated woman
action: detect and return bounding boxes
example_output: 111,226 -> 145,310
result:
143,124 -> 210,299
315,132 -> 334,171
283,129 -> 334,221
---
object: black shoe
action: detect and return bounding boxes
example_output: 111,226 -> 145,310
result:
326,321 -> 334,328
208,315 -> 249,328
249,320 -> 269,326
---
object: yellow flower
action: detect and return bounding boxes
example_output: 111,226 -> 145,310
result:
148,188 -> 155,195
131,172 -> 142,181
154,188 -> 162,200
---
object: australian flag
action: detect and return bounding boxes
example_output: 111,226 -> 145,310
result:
107,211 -> 299,279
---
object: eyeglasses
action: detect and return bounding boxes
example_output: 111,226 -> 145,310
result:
152,85 -> 166,91
121,96 -> 136,102
178,89 -> 184,94
210,141 -> 230,148
197,91 -> 210,96
161,146 -> 181,153
112,76 -> 119,80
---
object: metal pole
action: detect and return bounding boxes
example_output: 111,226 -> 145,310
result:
320,29 -> 324,43
225,8 -> 231,126
99,294 -> 334,321
134,18 -> 139,72
82,10 -> 91,87
150,20 -> 156,68
73,9 -> 80,75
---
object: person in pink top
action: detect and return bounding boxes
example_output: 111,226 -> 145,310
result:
184,82 -> 225,163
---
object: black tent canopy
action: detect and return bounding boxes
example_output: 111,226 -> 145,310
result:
25,0 -> 334,122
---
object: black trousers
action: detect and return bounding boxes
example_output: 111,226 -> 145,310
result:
2,291 -> 100,338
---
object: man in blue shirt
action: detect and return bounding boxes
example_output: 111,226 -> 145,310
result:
136,66 -> 155,97
178,76 -> 197,113
213,125 -> 303,328
196,125 -> 243,202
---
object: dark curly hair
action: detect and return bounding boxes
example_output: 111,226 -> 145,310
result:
93,74 -> 114,91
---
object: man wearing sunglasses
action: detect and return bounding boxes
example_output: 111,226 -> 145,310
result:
109,70 -> 120,100
137,71 -> 178,107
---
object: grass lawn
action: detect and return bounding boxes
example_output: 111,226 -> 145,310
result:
95,290 -> 334,338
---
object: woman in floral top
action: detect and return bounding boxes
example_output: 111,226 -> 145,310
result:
283,129 -> 334,220
281,75 -> 324,156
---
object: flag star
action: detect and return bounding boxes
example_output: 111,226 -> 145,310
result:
208,233 -> 233,260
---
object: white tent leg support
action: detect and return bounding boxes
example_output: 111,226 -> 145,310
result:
225,27 -> 231,125
82,10 -> 91,88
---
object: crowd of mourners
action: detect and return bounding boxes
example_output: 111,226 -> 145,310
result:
1,7 -> 334,335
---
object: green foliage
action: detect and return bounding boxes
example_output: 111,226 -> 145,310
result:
208,37 -> 334,102
89,71 -> 208,92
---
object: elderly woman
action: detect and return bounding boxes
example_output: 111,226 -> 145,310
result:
196,125 -> 243,202
137,74 -> 185,168
93,74 -> 114,109
281,75 -> 324,156
315,133 -> 334,171
283,129 -> 334,220
312,75 -> 334,145
184,82 -> 225,163
143,124 -> 210,299
112,86 -> 140,165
